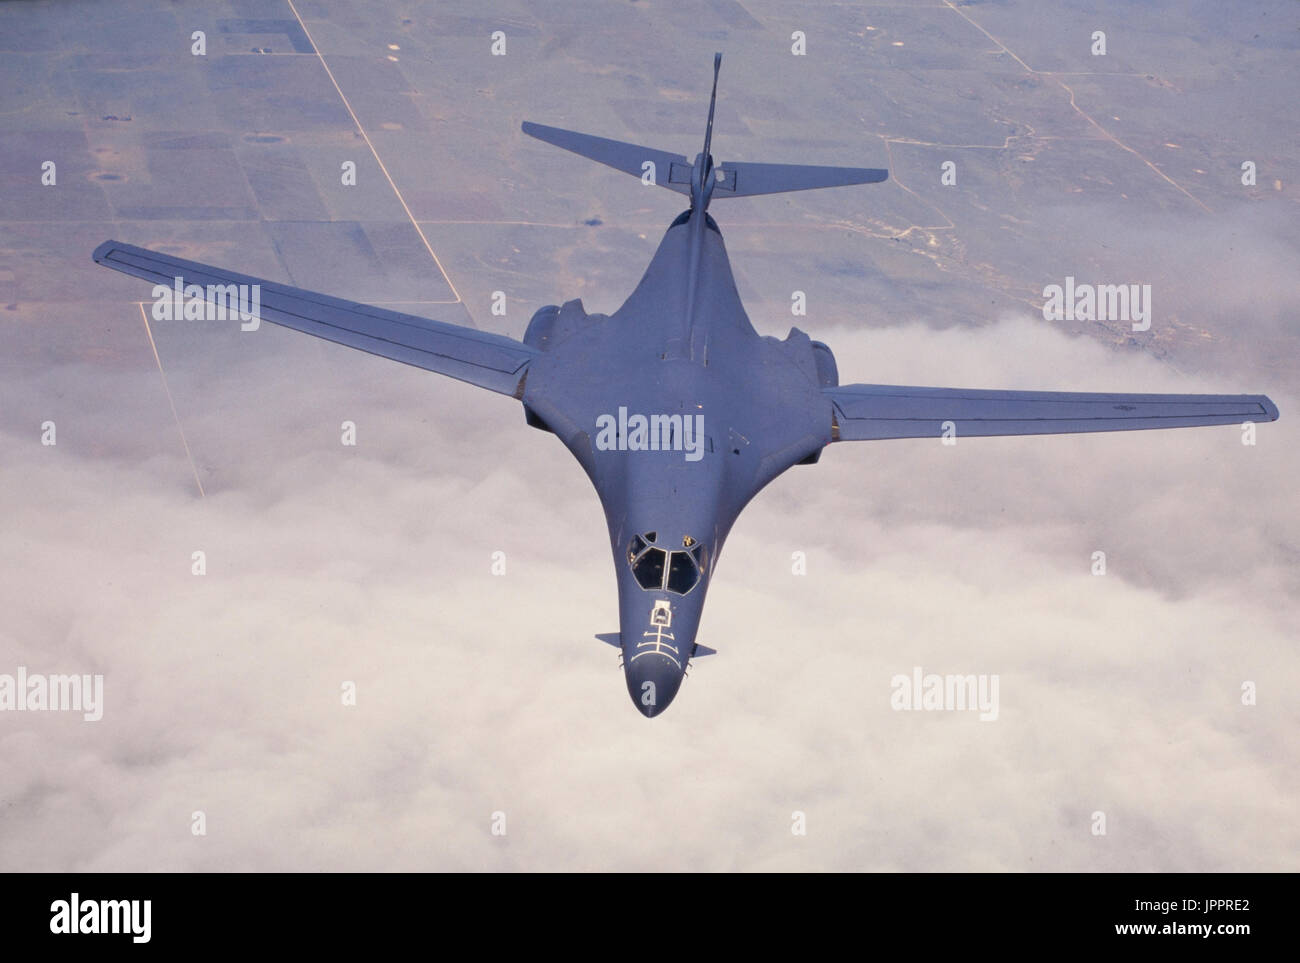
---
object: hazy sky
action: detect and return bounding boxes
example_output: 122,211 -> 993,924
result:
1,0 -> 1296,871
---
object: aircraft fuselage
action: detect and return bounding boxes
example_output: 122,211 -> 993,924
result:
521,211 -> 832,715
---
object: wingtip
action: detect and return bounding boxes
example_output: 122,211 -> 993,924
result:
1259,395 -> 1280,422
92,239 -> 117,264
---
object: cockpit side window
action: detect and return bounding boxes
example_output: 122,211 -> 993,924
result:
628,534 -> 647,564
689,543 -> 707,571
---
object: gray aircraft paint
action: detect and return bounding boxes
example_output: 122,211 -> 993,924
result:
93,55 -> 1278,717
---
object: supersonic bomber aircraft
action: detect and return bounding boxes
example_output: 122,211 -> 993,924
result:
94,55 -> 1279,717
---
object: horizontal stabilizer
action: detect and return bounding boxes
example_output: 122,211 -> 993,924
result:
524,58 -> 887,206
522,122 -> 692,196
713,161 -> 888,198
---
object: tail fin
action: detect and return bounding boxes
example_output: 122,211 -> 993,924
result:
521,54 -> 887,207
700,52 -> 722,174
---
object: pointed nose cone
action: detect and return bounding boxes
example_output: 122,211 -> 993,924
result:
624,652 -> 685,718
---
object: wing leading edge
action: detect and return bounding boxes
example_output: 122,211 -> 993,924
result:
93,240 -> 538,397
827,383 -> 1279,440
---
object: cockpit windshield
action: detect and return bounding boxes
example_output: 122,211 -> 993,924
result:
665,551 -> 697,594
627,532 -> 707,595
632,547 -> 666,590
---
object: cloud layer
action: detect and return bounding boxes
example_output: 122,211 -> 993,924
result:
2,314 -> 1294,871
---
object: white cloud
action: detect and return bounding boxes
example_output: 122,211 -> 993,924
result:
1,315 -> 1294,870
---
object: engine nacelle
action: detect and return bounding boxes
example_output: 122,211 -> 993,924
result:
523,299 -> 595,434
524,298 -> 590,351
523,304 -> 559,351
810,339 -> 839,388
770,327 -> 839,389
